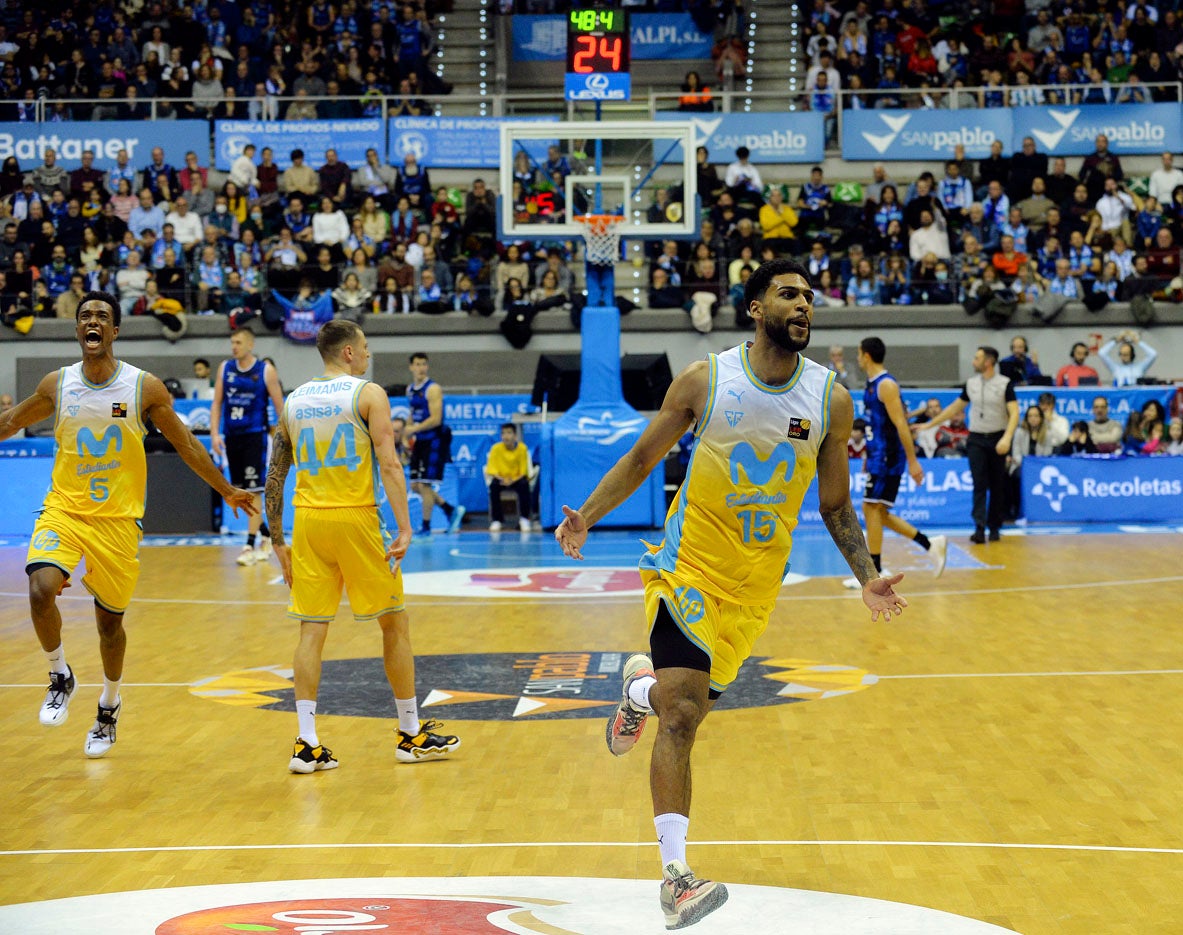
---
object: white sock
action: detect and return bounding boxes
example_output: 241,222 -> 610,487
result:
296,699 -> 318,747
45,645 -> 69,676
655,813 -> 689,867
99,677 -> 121,709
396,697 -> 420,735
628,675 -> 656,711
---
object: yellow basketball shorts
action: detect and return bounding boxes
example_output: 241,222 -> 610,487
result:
25,506 -> 142,614
641,567 -> 774,694
288,506 -> 406,623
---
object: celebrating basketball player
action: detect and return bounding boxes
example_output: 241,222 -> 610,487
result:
210,328 -> 285,566
555,259 -> 907,929
265,320 -> 460,774
0,291 -> 257,758
841,337 -> 946,589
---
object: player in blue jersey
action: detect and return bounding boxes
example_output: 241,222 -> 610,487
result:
842,337 -> 946,589
404,352 -> 464,535
211,328 -> 286,565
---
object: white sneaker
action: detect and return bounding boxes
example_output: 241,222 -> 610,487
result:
236,546 -> 257,566
84,701 -> 121,758
519,517 -> 532,533
929,535 -> 947,577
843,571 -> 890,590
255,542 -> 272,564
489,521 -> 503,532
660,860 -> 728,930
39,667 -> 76,726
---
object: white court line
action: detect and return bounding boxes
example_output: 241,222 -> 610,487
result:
3,669 -> 1179,691
880,669 -> 1183,680
0,839 -> 1179,858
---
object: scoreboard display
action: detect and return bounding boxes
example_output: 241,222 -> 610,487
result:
564,8 -> 631,101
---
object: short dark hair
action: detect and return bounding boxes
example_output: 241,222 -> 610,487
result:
500,422 -> 516,432
316,319 -> 363,361
860,336 -> 886,363
193,357 -> 210,368
291,148 -> 304,160
1071,341 -> 1089,357
409,352 -> 428,363
742,258 -> 812,313
77,290 -> 121,327
735,146 -> 750,159
1038,392 -> 1056,407
853,418 -> 867,430
979,345 -> 1000,364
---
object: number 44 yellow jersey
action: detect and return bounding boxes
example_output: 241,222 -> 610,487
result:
284,375 -> 377,508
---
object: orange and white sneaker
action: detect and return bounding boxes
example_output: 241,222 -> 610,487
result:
659,860 -> 728,930
605,652 -> 654,756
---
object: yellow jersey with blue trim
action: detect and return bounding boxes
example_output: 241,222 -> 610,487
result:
641,343 -> 837,605
44,361 -> 148,520
284,375 -> 376,509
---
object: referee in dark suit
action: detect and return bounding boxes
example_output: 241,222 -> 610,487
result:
912,346 -> 1019,543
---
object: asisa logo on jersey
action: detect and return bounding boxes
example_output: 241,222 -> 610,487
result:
729,441 -> 796,486
190,656 -> 880,720
786,417 -> 811,440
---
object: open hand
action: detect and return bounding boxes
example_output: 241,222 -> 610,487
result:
863,573 -> 908,622
554,505 -> 589,561
225,487 -> 259,516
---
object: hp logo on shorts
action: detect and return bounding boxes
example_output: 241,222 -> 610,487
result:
674,586 -> 705,624
33,530 -> 60,551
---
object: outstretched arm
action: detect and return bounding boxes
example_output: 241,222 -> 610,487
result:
143,374 -> 258,515
362,383 -> 413,560
817,382 -> 908,621
555,359 -> 708,560
879,378 -> 923,485
0,371 -> 58,441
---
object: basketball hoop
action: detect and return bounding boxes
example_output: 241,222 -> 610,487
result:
574,214 -> 626,267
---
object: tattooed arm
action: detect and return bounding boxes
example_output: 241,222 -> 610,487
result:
817,381 -> 908,621
266,422 -> 295,585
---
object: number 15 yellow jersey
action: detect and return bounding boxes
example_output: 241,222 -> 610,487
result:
640,343 -> 836,605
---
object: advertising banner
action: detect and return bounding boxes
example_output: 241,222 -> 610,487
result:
389,116 -> 558,168
656,112 -> 826,164
799,458 -> 974,527
214,119 -> 384,170
513,13 -> 712,61
842,108 -> 1012,161
1014,385 -> 1174,420
1012,103 -> 1182,156
1022,455 -> 1183,523
0,121 -> 211,170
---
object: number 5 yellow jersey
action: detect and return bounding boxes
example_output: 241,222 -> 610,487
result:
284,375 -> 377,509
45,361 -> 148,520
640,343 -> 836,605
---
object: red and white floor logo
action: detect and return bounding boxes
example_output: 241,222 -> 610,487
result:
0,876 -> 1021,934
403,567 -> 645,598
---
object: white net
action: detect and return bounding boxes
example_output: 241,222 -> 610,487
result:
574,214 -> 626,267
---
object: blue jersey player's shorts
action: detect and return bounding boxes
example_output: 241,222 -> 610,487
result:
288,507 -> 406,623
641,566 -> 774,696
863,473 -> 903,506
409,430 -> 449,482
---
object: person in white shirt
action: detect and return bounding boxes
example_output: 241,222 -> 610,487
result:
1037,392 -> 1070,449
229,143 -> 259,194
164,196 -> 204,251
805,50 -> 841,91
1098,330 -> 1158,387
1148,151 -> 1183,206
1095,177 -> 1135,239
312,196 -> 350,247
724,147 -> 764,203
909,209 -> 951,261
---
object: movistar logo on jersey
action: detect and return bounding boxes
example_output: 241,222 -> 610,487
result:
729,441 -> 796,487
76,425 -> 123,458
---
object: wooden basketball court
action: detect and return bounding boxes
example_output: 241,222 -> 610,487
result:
1,528 -> 1180,934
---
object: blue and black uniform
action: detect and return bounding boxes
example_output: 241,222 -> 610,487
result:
863,371 -> 905,505
407,378 -> 450,482
221,358 -> 270,492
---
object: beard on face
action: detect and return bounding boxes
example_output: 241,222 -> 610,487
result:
764,315 -> 810,353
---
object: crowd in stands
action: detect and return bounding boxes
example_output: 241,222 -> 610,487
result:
801,0 -> 1183,110
0,0 -> 452,124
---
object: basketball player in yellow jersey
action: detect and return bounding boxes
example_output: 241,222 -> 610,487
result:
265,320 -> 459,774
556,259 -> 909,930
0,291 -> 257,758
